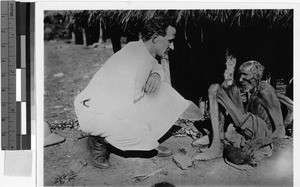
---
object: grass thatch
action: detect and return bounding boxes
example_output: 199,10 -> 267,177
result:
65,9 -> 293,30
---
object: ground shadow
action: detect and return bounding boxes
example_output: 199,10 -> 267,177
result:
107,125 -> 182,158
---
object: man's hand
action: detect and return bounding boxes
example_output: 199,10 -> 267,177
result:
242,139 -> 263,156
145,72 -> 161,94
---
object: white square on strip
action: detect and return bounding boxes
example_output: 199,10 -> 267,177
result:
21,102 -> 27,135
16,69 -> 21,102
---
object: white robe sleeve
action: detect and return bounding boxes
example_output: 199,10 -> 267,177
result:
151,60 -> 165,82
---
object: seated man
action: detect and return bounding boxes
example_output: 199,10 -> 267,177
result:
74,18 -> 194,169
195,60 -> 286,163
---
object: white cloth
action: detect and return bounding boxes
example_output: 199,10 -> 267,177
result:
74,40 -> 190,151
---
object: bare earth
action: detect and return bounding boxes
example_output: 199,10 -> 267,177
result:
44,41 -> 293,187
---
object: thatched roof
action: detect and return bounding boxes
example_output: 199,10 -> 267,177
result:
65,9 -> 293,29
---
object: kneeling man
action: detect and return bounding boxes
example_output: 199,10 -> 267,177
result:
74,19 -> 191,169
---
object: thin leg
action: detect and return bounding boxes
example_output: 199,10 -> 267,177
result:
194,84 -> 248,161
194,84 -> 224,160
217,87 -> 246,126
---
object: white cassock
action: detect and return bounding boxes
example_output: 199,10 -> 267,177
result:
74,40 -> 190,151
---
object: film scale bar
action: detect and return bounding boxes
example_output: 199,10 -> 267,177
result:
1,1 -> 32,150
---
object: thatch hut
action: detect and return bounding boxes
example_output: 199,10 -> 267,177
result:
66,10 -> 293,104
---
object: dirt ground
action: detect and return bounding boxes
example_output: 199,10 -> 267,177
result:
44,41 -> 293,187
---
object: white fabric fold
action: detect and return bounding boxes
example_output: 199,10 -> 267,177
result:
74,40 -> 190,151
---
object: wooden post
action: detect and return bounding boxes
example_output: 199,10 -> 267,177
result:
98,20 -> 104,44
161,54 -> 172,86
223,50 -> 236,84
71,31 -> 75,44
82,27 -> 87,46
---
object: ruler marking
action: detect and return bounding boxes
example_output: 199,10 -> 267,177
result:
16,1 -> 21,151
2,0 -> 17,150
2,1 -> 32,150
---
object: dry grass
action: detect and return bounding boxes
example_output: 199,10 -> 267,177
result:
44,40 -> 113,123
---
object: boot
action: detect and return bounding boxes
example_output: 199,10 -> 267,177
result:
86,136 -> 111,169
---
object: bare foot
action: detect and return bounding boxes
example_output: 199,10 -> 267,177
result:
194,146 -> 223,161
191,135 -> 210,147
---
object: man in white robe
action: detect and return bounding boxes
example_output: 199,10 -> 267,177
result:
74,23 -> 192,169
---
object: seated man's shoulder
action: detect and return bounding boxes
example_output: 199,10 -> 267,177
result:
258,81 -> 279,101
259,81 -> 275,92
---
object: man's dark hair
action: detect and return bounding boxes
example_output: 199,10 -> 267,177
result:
141,12 -> 174,41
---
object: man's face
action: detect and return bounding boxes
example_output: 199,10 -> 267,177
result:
153,26 -> 176,57
238,65 -> 258,93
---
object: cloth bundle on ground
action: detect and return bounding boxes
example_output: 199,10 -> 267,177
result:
222,113 -> 273,165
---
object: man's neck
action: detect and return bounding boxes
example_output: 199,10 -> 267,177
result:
143,40 -> 156,58
249,84 -> 260,95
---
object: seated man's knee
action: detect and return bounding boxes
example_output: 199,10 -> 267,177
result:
209,84 -> 221,95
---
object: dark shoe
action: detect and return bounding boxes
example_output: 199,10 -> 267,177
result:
86,136 -> 111,169
158,125 -> 182,144
156,145 -> 173,157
